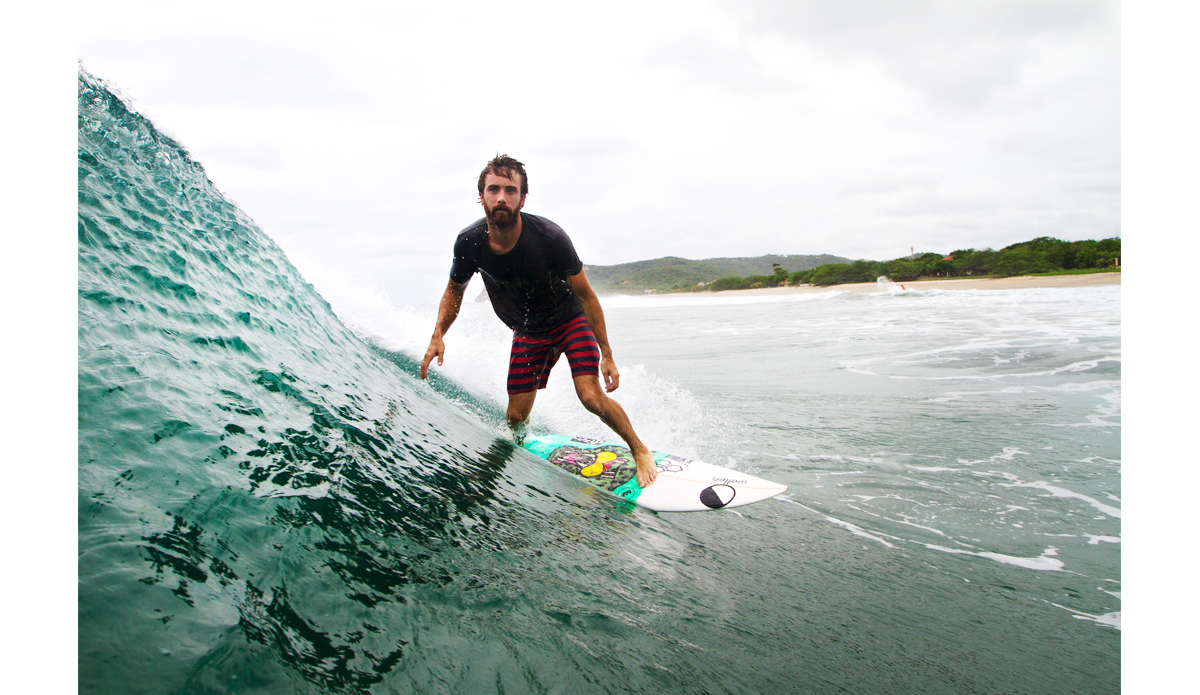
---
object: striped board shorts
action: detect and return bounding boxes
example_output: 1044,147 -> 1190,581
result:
507,313 -> 601,394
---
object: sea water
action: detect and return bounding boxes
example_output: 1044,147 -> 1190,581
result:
79,70 -> 1119,694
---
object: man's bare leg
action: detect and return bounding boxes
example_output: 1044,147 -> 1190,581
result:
506,391 -> 537,443
572,374 -> 657,487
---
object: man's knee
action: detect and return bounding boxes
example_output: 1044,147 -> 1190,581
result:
575,382 -> 606,415
506,405 -> 531,424
507,392 -> 535,425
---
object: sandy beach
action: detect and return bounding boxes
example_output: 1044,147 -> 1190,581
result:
708,272 -> 1120,296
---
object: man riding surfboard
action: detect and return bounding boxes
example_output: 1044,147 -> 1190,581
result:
420,155 -> 657,487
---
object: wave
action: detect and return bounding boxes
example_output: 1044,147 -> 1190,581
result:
76,68 -> 1120,694
76,69 -> 731,694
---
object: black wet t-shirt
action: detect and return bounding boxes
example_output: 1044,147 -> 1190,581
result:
449,213 -> 584,334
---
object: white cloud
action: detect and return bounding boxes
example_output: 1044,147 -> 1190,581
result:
730,0 -> 1115,108
79,0 -> 1120,304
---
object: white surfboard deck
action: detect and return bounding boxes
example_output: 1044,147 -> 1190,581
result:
521,434 -> 787,512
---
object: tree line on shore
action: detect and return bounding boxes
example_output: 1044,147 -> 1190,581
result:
584,253 -> 851,293
699,236 -> 1120,291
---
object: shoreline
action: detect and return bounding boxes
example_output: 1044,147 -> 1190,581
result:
703,272 -> 1121,296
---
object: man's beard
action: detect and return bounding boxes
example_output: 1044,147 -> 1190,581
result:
485,200 -> 522,230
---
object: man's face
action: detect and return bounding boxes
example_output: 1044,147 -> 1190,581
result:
480,171 -> 525,230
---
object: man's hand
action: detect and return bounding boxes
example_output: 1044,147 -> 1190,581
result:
421,336 -> 445,379
601,355 -> 620,392
421,279 -> 467,380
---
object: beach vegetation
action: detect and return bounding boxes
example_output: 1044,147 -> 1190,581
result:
586,236 -> 1118,294
778,236 -> 1120,288
585,254 -> 853,293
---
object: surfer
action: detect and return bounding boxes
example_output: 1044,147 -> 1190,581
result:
420,155 -> 658,487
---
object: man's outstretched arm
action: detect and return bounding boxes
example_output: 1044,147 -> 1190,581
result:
421,278 -> 468,379
565,269 -> 620,392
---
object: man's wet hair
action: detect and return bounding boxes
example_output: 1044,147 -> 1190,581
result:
477,154 -> 528,197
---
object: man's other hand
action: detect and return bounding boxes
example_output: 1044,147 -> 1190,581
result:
421,337 -> 445,379
601,355 -> 620,392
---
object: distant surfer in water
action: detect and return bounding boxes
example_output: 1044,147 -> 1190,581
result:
420,155 -> 658,487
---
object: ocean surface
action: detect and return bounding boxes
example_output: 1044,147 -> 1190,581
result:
79,71 -> 1120,694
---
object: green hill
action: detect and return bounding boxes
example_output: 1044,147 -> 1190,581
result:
584,254 -> 851,293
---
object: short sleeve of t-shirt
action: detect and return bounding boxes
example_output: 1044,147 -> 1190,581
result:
448,221 -> 486,284
543,219 -> 584,277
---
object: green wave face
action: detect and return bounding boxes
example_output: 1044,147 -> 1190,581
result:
76,70 -> 676,694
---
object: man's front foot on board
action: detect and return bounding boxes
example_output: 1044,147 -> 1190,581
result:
633,448 -> 657,487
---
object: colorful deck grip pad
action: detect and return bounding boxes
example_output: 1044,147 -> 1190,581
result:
522,434 -> 672,502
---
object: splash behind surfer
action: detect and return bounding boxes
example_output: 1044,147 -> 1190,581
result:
420,155 -> 657,487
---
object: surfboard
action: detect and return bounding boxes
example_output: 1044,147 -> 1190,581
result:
521,434 -> 788,512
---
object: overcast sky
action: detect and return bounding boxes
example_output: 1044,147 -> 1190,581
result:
79,0 -> 1120,304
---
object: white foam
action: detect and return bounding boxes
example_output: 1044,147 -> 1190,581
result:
298,272 -> 731,460
297,265 -> 437,355
1000,481 -> 1122,519
782,516 -> 1081,573
823,516 -> 897,548
774,496 -> 896,548
853,506 -> 948,537
875,276 -> 906,295
925,544 -> 1066,571
1047,381 -> 1122,427
1051,603 -> 1121,630
598,291 -> 844,309
836,320 -> 1121,383
958,448 -> 1028,467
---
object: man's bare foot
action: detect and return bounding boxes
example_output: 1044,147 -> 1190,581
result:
634,448 -> 657,487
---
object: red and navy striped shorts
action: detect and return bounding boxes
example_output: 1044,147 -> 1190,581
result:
507,313 -> 601,394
